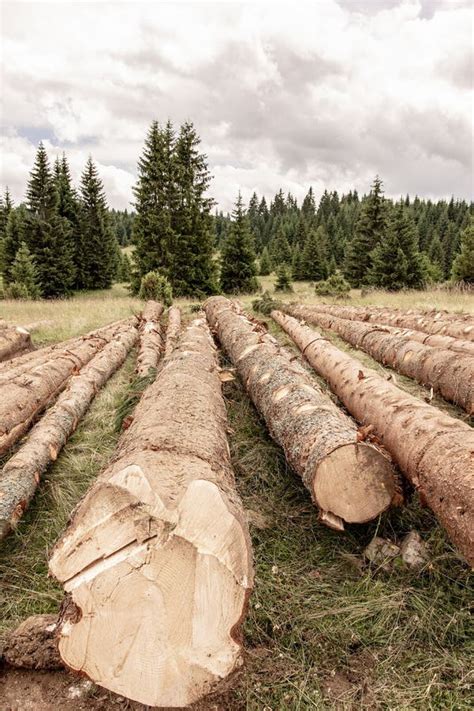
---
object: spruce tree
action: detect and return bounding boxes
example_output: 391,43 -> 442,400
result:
119,251 -> 132,282
171,122 -> 217,296
54,154 -> 83,288
301,226 -> 328,281
220,193 -> 258,294
1,206 -> 25,284
259,246 -> 272,276
343,176 -> 388,286
78,157 -> 119,289
274,263 -> 293,292
23,143 -> 75,297
291,244 -> 305,281
7,242 -> 41,299
271,226 -> 292,265
131,120 -> 177,292
0,188 -> 13,242
427,231 -> 445,281
451,219 -> 474,283
369,203 -> 426,290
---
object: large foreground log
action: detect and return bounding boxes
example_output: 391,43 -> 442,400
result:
271,310 -> 474,565
0,325 -> 33,362
204,296 -> 396,529
49,318 -> 253,708
0,322 -> 138,540
135,300 -> 164,376
304,303 -> 474,342
0,318 -> 136,455
284,305 -> 473,413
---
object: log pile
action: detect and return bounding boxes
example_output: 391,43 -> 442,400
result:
204,296 -> 397,529
284,305 -> 474,413
135,300 -> 164,376
271,309 -> 474,565
49,317 -> 253,707
0,321 -> 139,539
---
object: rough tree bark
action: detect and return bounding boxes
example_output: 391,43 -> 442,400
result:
135,300 -> 164,377
204,296 -> 397,530
0,323 -> 138,540
0,318 -> 137,455
0,325 -> 33,362
284,305 -> 473,413
302,303 -> 474,342
271,309 -> 474,566
49,317 -> 253,708
164,306 -> 182,359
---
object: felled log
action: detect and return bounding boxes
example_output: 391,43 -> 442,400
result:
0,325 -> 33,362
271,309 -> 474,566
0,318 -> 136,455
304,303 -> 474,342
204,296 -> 396,530
284,305 -> 473,413
49,318 -> 253,708
135,300 -> 164,376
0,322 -> 138,540
164,306 -> 182,359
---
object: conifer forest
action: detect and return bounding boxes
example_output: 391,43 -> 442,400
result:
0,2 -> 473,709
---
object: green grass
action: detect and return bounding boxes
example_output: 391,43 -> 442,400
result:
0,285 -> 472,709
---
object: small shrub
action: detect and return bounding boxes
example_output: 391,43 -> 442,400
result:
314,271 -> 351,298
4,282 -> 31,300
274,264 -> 293,292
252,290 -> 281,315
138,271 -> 173,306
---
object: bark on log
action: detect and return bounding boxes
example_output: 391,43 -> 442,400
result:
135,300 -> 164,377
0,326 -> 33,362
48,317 -> 253,708
0,323 -> 138,540
0,318 -> 136,455
271,309 -> 474,565
164,306 -> 182,359
303,303 -> 474,342
284,305 -> 474,413
2,615 -> 62,670
204,297 -> 396,529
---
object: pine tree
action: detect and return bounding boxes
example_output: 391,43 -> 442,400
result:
131,120 -> 177,292
443,222 -> 460,278
291,244 -> 305,280
301,226 -> 328,281
259,246 -> 272,276
274,263 -> 293,292
1,205 -> 26,284
0,188 -> 13,242
301,187 -> 316,222
343,176 -> 388,286
54,154 -> 82,288
427,231 -> 444,281
7,241 -> 41,299
220,193 -> 258,294
78,157 -> 119,290
23,143 -> 75,297
369,203 -> 426,290
271,226 -> 292,265
171,121 -> 217,296
451,219 -> 474,283
119,251 -> 132,282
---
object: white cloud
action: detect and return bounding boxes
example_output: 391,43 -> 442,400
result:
0,0 -> 472,211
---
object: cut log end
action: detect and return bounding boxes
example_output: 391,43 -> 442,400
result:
313,443 -> 396,524
49,459 -> 251,708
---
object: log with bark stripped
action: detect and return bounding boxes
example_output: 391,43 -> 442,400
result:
302,303 -> 474,342
135,300 -> 164,376
271,309 -> 474,566
0,318 -> 137,455
0,322 -> 139,540
164,305 -> 182,359
204,296 -> 397,529
0,325 -> 33,362
49,317 -> 253,708
284,305 -> 473,413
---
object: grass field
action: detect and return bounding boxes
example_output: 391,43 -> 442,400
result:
0,280 -> 472,709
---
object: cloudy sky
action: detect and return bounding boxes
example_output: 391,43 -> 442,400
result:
1,0 -> 472,211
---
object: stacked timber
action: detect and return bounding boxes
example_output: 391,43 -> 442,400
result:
49,318 -> 253,707
163,306 -> 181,359
0,324 -> 33,362
300,303 -> 474,342
0,320 -> 139,539
0,318 -> 137,455
204,296 -> 397,530
271,309 -> 474,566
135,300 -> 164,376
284,305 -> 474,413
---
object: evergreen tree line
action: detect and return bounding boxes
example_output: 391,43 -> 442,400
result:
215,178 -> 473,288
0,145 -> 121,298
